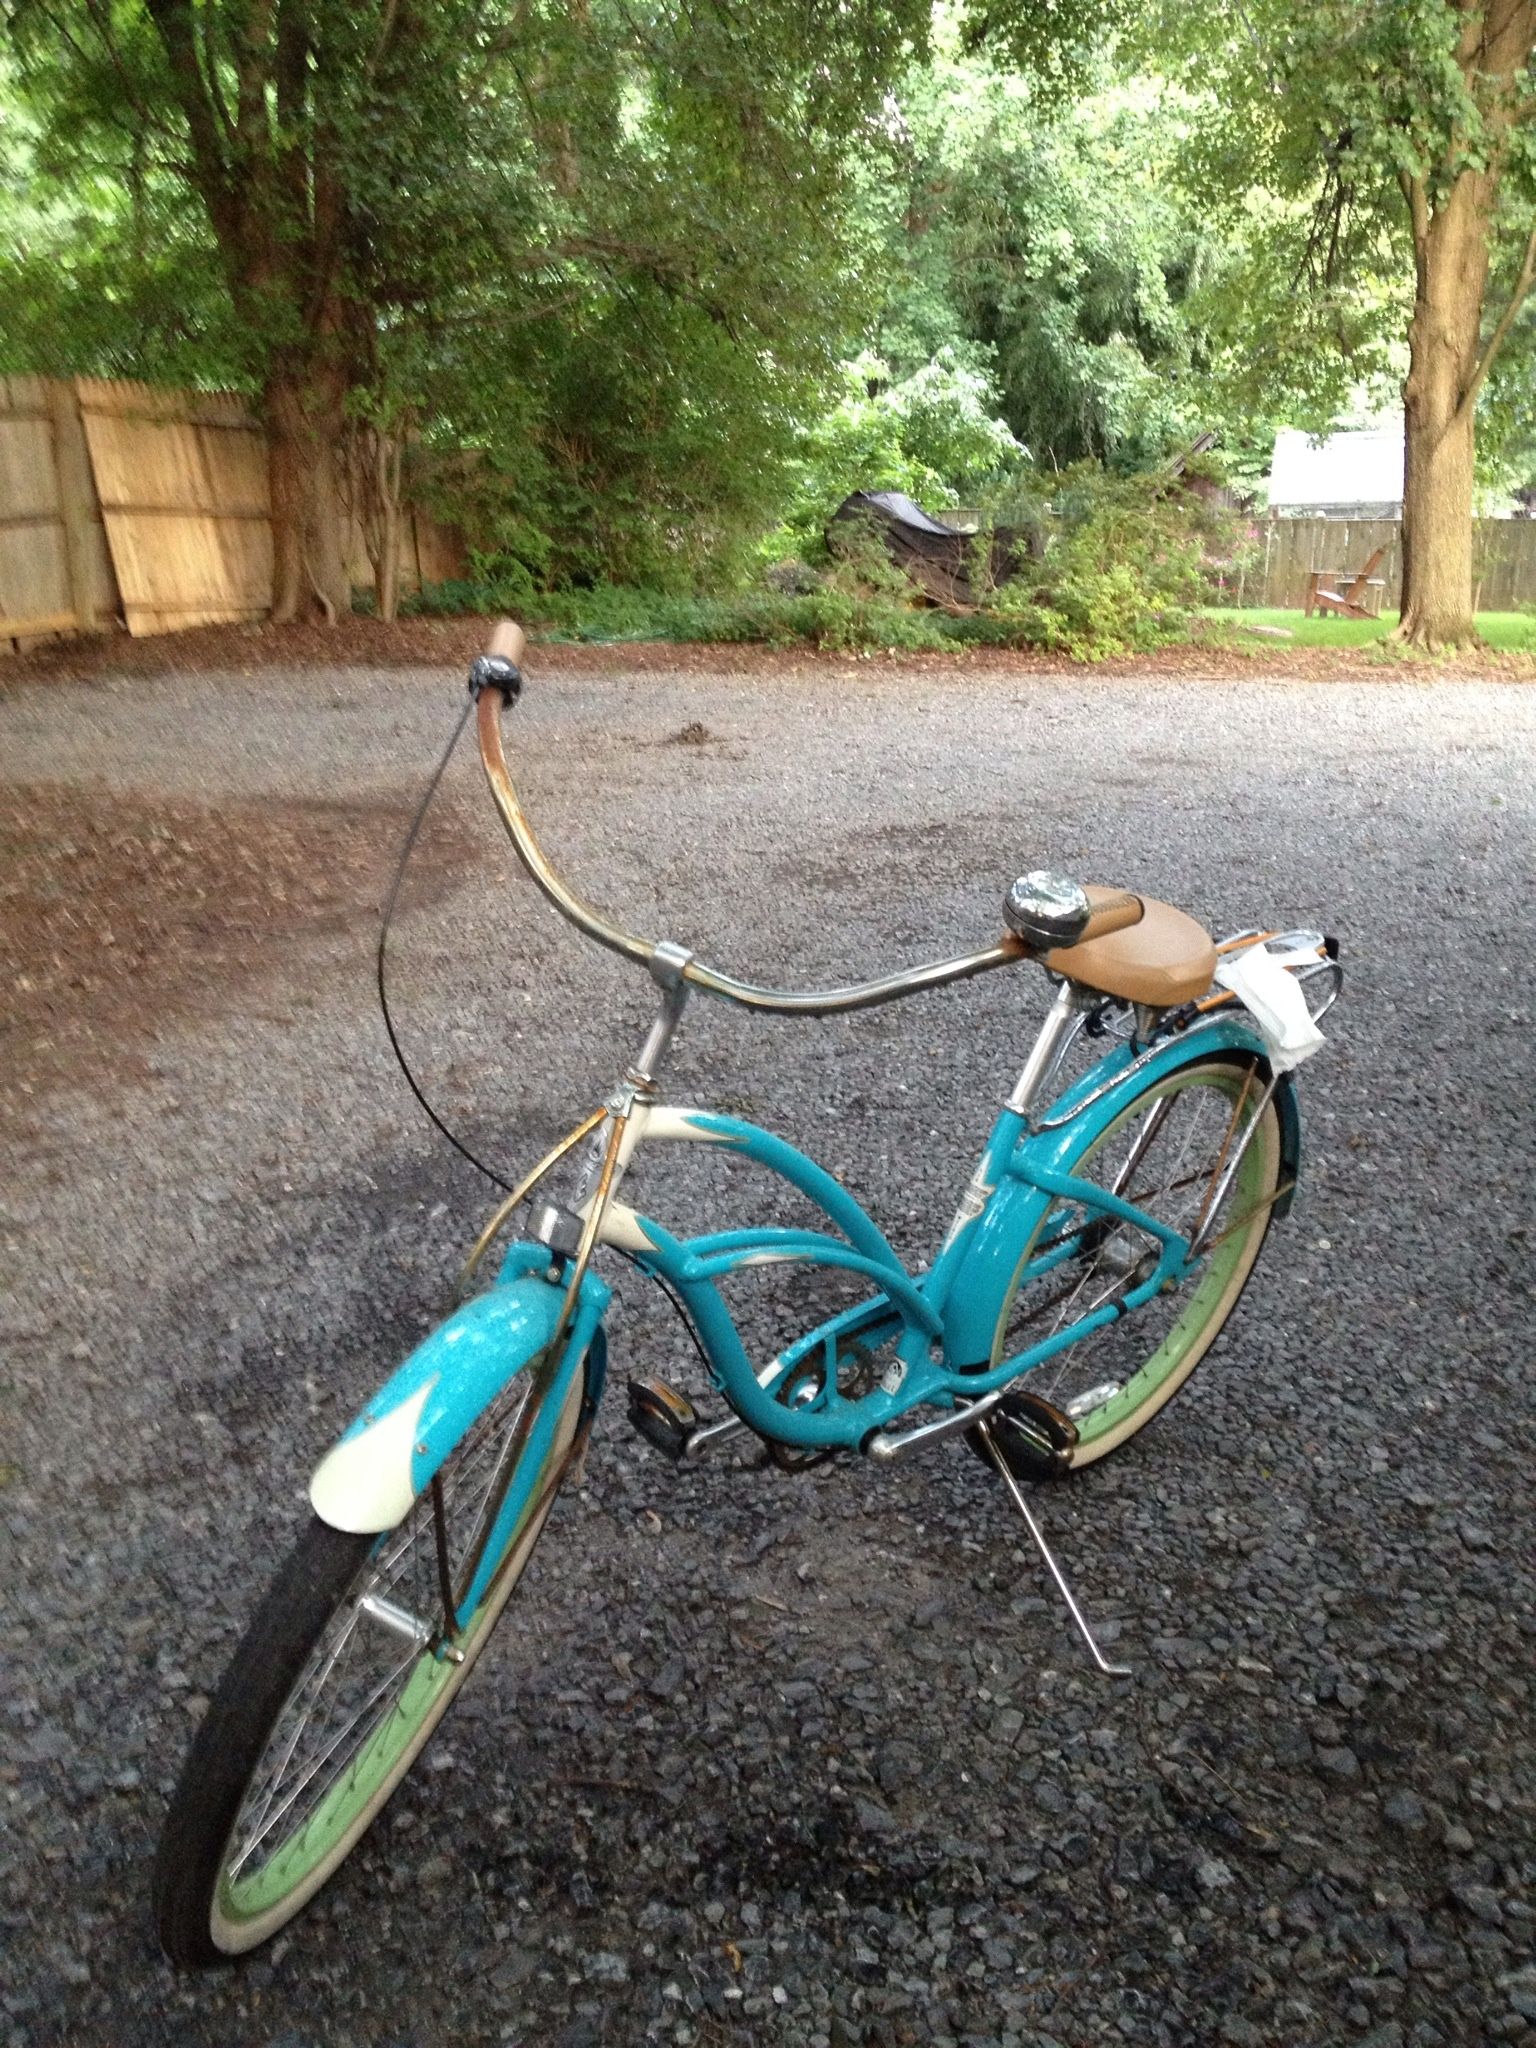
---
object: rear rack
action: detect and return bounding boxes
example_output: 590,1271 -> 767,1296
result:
1202,928 -> 1343,1025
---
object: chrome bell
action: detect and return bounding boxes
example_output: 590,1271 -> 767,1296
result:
1003,870 -> 1092,951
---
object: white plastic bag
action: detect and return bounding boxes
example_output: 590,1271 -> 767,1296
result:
1214,942 -> 1325,1072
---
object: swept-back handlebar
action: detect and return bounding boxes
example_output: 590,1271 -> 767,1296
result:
471,619 -> 1139,1018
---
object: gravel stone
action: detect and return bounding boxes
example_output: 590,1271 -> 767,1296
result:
1383,1791 -> 1428,1831
1315,1745 -> 1362,1782
1449,1882 -> 1504,1925
3,651 -> 1533,2048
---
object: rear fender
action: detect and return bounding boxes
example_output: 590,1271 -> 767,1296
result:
309,1244 -> 611,1534
1272,1071 -> 1302,1218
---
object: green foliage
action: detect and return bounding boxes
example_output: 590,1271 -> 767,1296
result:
418,278 -> 850,593
408,565 -> 956,652
410,459 -> 1236,660
1,0 -> 939,581
868,54 -> 1212,468
985,467 -> 1227,657
21,0 -> 1450,622
0,59 -> 243,383
762,348 -> 1023,560
881,348 -> 1027,485
1143,1 -> 1536,442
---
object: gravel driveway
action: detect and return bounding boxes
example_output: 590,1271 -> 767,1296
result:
2,651 -> 1532,2048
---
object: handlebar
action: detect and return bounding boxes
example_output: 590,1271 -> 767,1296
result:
486,619 -> 527,665
471,619 -> 1139,1018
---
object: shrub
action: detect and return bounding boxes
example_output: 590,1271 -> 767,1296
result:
403,575 -> 951,652
770,349 -> 1025,561
982,466 -> 1240,658
406,459 -> 1244,660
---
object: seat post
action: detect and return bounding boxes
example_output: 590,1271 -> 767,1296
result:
1006,981 -> 1094,1125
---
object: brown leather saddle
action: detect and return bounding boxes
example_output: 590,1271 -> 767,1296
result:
1045,885 -> 1216,1008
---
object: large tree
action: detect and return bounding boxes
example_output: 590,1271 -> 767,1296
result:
868,53 -> 1208,469
4,0 -> 935,619
1154,0 -> 1536,650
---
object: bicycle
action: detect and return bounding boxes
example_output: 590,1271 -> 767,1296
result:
154,620 -> 1342,1964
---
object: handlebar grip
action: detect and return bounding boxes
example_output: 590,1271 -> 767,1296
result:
486,618 -> 526,665
468,618 -> 526,705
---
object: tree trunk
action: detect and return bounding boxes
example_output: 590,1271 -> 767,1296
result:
1394,172 -> 1494,652
1397,346 -> 1478,651
372,430 -> 404,624
1393,0 -> 1536,651
265,374 -> 352,625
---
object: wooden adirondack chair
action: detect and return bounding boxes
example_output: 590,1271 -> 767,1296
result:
1303,546 -> 1388,619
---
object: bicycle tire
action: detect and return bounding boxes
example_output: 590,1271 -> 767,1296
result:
154,1356 -> 584,1965
991,1055 -> 1283,1467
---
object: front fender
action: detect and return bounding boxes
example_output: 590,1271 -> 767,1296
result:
309,1245 -> 611,1534
943,1018 -> 1288,1369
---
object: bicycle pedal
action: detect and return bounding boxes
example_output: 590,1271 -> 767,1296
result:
626,1376 -> 697,1461
966,1391 -> 1078,1482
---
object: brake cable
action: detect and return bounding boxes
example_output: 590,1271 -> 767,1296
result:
376,698 -> 515,1193
378,696 -> 718,1387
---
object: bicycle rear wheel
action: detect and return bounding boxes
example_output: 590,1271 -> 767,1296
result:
991,1056 -> 1283,1466
154,1355 -> 584,1965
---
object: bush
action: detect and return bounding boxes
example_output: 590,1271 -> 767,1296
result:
769,349 -> 1025,561
404,574 -> 952,653
406,460 -> 1244,660
981,466 -> 1240,658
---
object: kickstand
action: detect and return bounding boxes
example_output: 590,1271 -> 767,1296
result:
975,1419 -> 1133,1680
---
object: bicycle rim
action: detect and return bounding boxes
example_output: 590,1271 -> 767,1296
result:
991,1058 -> 1281,1464
209,1365 -> 580,1952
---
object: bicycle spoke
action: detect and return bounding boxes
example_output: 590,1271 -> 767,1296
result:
224,1371 -> 541,1889
228,1641 -> 424,1877
237,1601 -> 369,1860
1193,1179 -> 1294,1255
995,1064 -> 1277,1437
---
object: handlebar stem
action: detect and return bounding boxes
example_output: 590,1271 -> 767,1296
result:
629,959 -> 692,1086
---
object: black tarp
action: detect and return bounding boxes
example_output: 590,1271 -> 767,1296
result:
827,490 -> 1036,607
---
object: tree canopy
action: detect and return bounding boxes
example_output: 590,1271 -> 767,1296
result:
871,59 -> 1209,470
3,0 -> 943,609
1147,0 -> 1536,644
4,0 -> 1535,646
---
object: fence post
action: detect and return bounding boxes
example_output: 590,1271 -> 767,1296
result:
46,380 -> 103,631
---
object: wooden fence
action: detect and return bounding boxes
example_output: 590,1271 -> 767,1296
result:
0,376 -> 119,646
1230,516 -> 1536,612
77,380 -> 272,636
1,376 -> 467,653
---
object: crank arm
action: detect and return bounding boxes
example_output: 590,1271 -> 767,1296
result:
680,1412 -> 751,1461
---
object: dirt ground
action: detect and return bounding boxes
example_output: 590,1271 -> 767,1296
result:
6,610 -> 1536,690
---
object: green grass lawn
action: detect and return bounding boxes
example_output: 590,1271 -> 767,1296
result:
1203,605 -> 1536,651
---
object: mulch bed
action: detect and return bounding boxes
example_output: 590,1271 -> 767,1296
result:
3,613 -> 1534,688
0,781 -> 474,1111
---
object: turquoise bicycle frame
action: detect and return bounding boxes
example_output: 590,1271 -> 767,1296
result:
309,1007 -> 1298,1531
614,1013 -> 1295,1453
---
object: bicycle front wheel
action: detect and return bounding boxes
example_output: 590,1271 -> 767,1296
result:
991,1056 -> 1284,1466
154,1354 -> 585,1965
